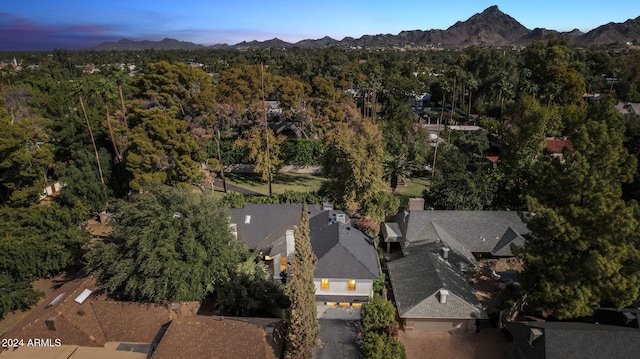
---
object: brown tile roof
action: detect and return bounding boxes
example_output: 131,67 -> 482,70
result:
151,316 -> 285,359
546,138 -> 574,154
2,275 -> 200,350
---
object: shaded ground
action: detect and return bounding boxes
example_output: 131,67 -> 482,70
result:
398,329 -> 513,359
313,319 -> 362,359
213,178 -> 264,196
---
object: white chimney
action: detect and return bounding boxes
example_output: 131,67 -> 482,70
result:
439,289 -> 449,304
335,213 -> 347,224
442,247 -> 450,259
285,229 -> 295,256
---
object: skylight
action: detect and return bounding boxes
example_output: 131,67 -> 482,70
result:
74,289 -> 93,304
245,215 -> 251,224
46,293 -> 65,308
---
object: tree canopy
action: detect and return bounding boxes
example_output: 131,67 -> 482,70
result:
87,186 -> 243,303
519,100 -> 640,319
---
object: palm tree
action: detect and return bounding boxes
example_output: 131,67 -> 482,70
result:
72,79 -> 106,189
107,66 -> 129,125
96,78 -> 122,161
465,75 -> 478,121
253,49 -> 273,196
432,79 -> 451,177
384,152 -> 413,194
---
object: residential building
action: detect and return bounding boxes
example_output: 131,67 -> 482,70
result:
507,321 -> 640,359
388,246 -> 487,332
229,204 -> 380,304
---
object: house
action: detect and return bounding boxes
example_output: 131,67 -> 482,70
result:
387,209 -> 529,265
545,138 -> 573,160
152,316 -> 284,359
506,321 -> 640,359
229,204 -> 380,304
0,275 -> 199,358
387,246 -> 487,332
0,275 -> 285,359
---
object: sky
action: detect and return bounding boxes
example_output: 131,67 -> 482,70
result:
1,0 -> 640,51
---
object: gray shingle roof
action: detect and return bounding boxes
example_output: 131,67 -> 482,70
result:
230,204 -> 379,280
507,321 -> 640,359
388,247 -> 486,320
229,204 -> 302,252
309,207 -> 379,279
397,210 -> 528,256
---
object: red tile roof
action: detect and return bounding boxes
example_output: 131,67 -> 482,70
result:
546,138 -> 574,154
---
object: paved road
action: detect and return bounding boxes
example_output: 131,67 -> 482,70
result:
313,319 -> 362,359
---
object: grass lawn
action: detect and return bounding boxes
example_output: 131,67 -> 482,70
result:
224,172 -> 327,195
394,176 -> 430,207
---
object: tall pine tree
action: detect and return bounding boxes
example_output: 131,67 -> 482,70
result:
285,204 -> 318,359
520,100 -> 640,319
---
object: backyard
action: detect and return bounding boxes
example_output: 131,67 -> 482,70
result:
220,172 -> 430,208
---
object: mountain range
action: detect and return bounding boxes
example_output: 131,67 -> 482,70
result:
92,5 -> 640,50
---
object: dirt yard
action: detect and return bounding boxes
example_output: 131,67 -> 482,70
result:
399,329 -> 513,359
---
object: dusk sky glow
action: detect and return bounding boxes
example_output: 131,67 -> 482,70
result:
1,1 -> 639,51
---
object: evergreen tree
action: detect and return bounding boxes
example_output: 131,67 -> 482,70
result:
87,186 -> 243,303
285,204 -> 318,359
519,100 -> 640,319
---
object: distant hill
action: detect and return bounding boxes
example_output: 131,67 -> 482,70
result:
92,6 -> 640,50
93,38 -> 206,50
576,16 -> 640,45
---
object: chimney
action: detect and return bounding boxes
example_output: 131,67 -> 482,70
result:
408,198 -> 425,211
442,247 -> 450,259
46,317 -> 57,330
528,328 -> 543,346
285,229 -> 295,256
335,213 -> 347,224
439,289 -> 449,304
322,202 -> 334,211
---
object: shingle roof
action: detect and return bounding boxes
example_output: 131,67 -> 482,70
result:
2,275 -> 200,349
387,247 -> 486,320
507,321 -> 640,359
152,316 -> 284,359
398,210 -> 528,256
492,226 -> 525,256
229,204 -> 302,252
231,204 -> 380,281
309,207 -> 379,279
382,222 -> 402,241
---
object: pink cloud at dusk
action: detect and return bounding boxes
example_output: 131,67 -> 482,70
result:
0,13 -> 125,50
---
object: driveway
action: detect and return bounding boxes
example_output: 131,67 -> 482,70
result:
313,319 -> 362,359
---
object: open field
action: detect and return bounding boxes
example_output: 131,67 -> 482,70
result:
224,173 -> 327,195
394,176 -> 430,207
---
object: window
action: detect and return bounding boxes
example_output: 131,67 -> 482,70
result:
321,278 -> 329,290
280,256 -> 287,272
348,279 -> 356,291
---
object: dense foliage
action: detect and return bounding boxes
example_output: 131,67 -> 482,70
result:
86,186 -> 243,303
360,295 -> 406,359
518,100 -> 640,319
3,39 -> 640,318
0,204 -> 90,317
